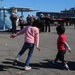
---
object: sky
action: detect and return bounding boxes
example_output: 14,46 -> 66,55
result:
1,0 -> 75,18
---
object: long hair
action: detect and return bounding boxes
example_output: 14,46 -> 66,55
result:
32,19 -> 43,30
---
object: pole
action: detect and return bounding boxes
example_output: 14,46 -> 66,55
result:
0,0 -> 3,8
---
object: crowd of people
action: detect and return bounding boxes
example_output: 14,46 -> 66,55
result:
10,13 -> 56,34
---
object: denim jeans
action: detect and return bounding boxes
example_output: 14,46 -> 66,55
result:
17,42 -> 34,66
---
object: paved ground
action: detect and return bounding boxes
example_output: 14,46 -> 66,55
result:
0,26 -> 75,75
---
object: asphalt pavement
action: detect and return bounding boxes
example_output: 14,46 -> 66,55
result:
0,26 -> 75,75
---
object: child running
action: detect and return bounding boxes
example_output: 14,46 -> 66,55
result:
51,25 -> 71,70
10,20 -> 43,70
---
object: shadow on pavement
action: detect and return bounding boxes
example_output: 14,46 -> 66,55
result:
1,58 -> 75,71
0,65 -> 6,71
1,58 -> 24,71
42,59 -> 75,71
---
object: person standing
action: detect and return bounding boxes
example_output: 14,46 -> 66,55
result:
31,14 -> 36,23
10,13 -> 17,34
26,14 -> 32,25
45,14 -> 51,32
10,20 -> 43,70
39,14 -> 45,32
51,25 -> 71,70
19,16 -> 24,30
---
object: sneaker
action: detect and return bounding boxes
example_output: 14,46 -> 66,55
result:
16,58 -> 20,62
25,66 -> 31,70
12,58 -> 19,66
64,67 -> 69,70
49,61 -> 55,67
64,64 -> 69,70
